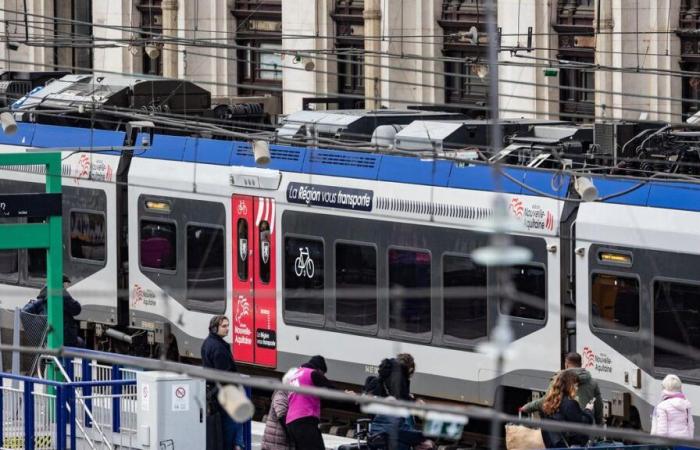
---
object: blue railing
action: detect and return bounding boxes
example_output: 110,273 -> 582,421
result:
0,361 -> 135,450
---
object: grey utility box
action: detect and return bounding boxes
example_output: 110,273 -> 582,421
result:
137,371 -> 206,449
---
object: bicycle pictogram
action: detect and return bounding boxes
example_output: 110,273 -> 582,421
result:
294,247 -> 315,278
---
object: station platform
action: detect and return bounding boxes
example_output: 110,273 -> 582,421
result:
250,421 -> 357,449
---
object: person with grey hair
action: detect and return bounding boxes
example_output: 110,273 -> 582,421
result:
651,374 -> 695,438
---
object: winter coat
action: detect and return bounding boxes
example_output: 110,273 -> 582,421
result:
364,358 -> 411,400
541,396 -> 594,448
651,391 -> 695,439
201,332 -> 238,373
262,390 -> 294,450
522,368 -> 604,424
23,287 -> 82,346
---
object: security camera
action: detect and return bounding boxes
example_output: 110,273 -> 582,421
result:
6,42 -> 19,51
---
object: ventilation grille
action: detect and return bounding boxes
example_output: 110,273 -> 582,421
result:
376,196 -> 493,220
271,147 -> 303,161
309,151 -> 377,169
1,163 -> 72,178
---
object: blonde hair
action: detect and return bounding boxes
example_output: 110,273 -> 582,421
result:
662,374 -> 682,392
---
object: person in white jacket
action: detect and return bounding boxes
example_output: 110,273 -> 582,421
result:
651,374 -> 695,439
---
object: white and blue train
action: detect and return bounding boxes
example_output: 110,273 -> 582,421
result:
0,112 -> 698,434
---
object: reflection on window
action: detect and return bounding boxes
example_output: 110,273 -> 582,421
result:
259,220 -> 271,283
389,248 -> 431,335
187,225 -> 225,311
140,220 -> 176,270
336,243 -> 377,329
28,218 -> 46,280
237,219 -> 249,281
70,211 -> 105,262
591,273 -> 639,331
259,44 -> 282,81
0,218 -> 18,281
284,237 -> 324,317
654,281 -> 700,377
500,265 -> 547,320
443,255 -> 487,340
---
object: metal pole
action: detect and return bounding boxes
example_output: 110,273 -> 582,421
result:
45,152 -> 64,352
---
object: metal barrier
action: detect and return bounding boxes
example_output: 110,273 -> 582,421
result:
0,366 -> 136,450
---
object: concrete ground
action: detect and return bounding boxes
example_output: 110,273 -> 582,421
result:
251,420 -> 357,449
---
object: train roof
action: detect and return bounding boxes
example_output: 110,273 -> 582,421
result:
3,121 -> 700,213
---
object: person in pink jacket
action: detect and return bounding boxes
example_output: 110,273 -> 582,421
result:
651,374 -> 695,439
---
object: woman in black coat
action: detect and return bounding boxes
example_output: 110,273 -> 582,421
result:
540,370 -> 595,448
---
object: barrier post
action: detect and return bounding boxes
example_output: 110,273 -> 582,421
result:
82,359 -> 93,427
0,375 -> 4,445
112,365 -> 122,433
23,380 -> 34,450
68,383 -> 77,450
56,385 -> 66,450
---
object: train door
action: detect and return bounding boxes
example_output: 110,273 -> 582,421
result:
232,195 -> 277,367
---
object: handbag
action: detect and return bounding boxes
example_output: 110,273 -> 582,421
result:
505,423 -> 546,450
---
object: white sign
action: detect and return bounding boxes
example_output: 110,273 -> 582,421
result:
172,384 -> 190,412
141,384 -> 150,411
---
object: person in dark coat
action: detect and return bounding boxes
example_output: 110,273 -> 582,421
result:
540,370 -> 595,448
23,276 -> 83,347
363,358 -> 435,450
201,315 -> 244,450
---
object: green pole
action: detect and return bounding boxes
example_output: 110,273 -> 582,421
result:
45,152 -> 64,351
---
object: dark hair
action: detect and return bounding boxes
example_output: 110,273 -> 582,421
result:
565,352 -> 582,368
208,315 -> 228,334
63,275 -> 71,284
396,353 -> 415,375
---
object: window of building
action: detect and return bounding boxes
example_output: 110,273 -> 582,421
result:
28,218 -> 46,280
70,211 -> 105,262
54,0 -> 93,73
237,219 -> 249,281
259,220 -> 271,283
0,218 -> 18,282
678,5 -> 700,120
284,237 -> 324,318
137,0 -> 163,75
335,242 -> 377,329
187,225 -> 225,311
499,265 -> 547,320
140,220 -> 176,271
653,280 -> 700,377
439,1 -> 490,110
553,0 -> 595,122
443,254 -> 487,340
591,273 -> 639,332
333,0 -> 365,108
232,1 -> 282,101
389,248 -> 431,335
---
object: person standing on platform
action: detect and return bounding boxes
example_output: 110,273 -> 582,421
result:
202,315 -> 245,450
286,355 -> 335,450
651,374 -> 694,439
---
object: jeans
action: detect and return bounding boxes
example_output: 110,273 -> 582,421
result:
221,413 -> 245,449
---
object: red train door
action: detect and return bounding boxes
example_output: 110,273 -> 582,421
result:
232,195 -> 277,367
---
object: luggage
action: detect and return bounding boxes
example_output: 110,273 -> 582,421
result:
505,423 -> 546,450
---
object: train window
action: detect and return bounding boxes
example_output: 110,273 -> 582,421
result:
140,220 -> 176,271
284,237 -> 324,318
389,248 -> 431,335
259,220 -> 271,284
186,225 -> 225,312
70,211 -> 105,262
443,255 -> 487,340
237,219 -> 249,281
335,243 -> 377,329
591,273 -> 639,331
28,218 -> 46,281
0,218 -> 18,282
653,281 -> 700,376
500,265 -> 547,320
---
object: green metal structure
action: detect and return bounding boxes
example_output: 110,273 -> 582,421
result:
0,152 -> 64,350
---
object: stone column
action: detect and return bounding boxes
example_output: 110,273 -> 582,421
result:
364,0 -> 381,109
161,0 -> 179,78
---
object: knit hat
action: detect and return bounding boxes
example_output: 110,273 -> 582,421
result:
303,355 -> 327,373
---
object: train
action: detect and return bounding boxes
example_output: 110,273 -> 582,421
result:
0,74 -> 699,435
